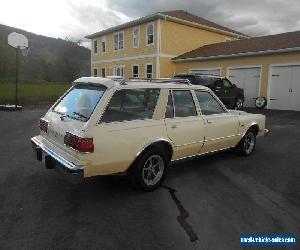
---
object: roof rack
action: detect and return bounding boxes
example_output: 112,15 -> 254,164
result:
128,77 -> 192,85
106,76 -> 128,85
106,76 -> 192,85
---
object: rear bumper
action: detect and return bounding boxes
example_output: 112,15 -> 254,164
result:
31,136 -> 84,183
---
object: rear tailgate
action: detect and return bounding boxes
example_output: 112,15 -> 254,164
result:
39,83 -> 106,156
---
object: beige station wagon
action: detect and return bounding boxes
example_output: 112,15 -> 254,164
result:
31,77 -> 268,190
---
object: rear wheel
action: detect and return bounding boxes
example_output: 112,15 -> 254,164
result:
130,148 -> 167,191
235,128 -> 256,156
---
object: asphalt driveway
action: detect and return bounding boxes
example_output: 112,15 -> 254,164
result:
0,108 -> 299,249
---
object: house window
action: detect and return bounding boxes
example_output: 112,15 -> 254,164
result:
133,26 -> 140,48
101,68 -> 106,77
146,23 -> 154,45
93,68 -> 98,77
132,65 -> 139,78
114,32 -> 124,51
101,41 -> 106,52
146,64 -> 153,78
93,40 -> 98,54
113,66 -> 124,76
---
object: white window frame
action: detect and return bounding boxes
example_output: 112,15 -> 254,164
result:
145,63 -> 153,78
113,31 -> 124,51
101,36 -> 106,53
93,67 -> 98,77
132,26 -> 140,48
146,23 -> 154,46
132,64 -> 139,78
101,67 -> 106,77
93,40 -> 98,54
113,65 -> 125,76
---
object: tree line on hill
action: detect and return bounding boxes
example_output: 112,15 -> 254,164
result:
0,24 -> 90,83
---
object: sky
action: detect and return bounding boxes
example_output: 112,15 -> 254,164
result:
1,0 -> 300,45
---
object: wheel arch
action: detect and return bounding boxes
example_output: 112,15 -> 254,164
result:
243,122 -> 259,137
127,138 -> 174,172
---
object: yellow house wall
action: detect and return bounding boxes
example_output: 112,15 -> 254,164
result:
92,21 -> 158,62
93,58 -> 156,78
160,20 -> 237,56
173,52 -> 300,97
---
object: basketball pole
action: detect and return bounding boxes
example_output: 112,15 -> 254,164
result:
15,46 -> 19,109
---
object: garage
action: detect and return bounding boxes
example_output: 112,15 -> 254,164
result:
228,67 -> 261,107
189,67 -> 221,76
269,64 -> 300,111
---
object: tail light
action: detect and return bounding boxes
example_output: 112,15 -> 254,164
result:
64,132 -> 94,153
39,118 -> 49,133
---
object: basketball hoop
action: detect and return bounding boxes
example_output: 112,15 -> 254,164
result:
7,32 -> 29,110
21,47 -> 30,57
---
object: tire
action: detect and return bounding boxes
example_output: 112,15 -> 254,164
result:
255,96 -> 267,109
234,97 -> 244,110
235,128 -> 257,156
130,147 -> 167,191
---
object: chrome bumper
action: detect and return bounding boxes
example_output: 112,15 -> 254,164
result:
31,136 -> 84,183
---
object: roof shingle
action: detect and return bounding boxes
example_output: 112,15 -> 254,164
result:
161,10 -> 247,37
173,31 -> 300,61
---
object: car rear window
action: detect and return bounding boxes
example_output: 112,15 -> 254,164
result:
53,84 -> 106,122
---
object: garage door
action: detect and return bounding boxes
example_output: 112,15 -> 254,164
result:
189,68 -> 221,76
269,65 -> 300,111
228,67 -> 261,107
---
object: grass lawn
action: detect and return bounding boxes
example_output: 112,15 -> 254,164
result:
0,79 -> 71,105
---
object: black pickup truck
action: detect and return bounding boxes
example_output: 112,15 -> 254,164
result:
174,74 -> 245,110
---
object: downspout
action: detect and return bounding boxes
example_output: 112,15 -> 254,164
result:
156,18 -> 161,78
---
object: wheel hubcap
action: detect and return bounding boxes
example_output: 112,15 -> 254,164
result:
142,155 -> 164,186
244,133 -> 255,154
235,99 -> 243,110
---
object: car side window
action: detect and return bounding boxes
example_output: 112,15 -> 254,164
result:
195,90 -> 226,115
101,88 -> 160,123
223,79 -> 233,88
165,91 -> 174,118
214,80 -> 224,89
172,90 -> 197,117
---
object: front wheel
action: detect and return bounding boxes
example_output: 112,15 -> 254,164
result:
130,148 -> 167,191
235,128 -> 257,156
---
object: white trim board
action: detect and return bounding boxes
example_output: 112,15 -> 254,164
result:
93,53 -> 176,64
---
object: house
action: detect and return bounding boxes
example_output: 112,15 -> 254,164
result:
173,31 -> 300,111
86,10 -> 247,79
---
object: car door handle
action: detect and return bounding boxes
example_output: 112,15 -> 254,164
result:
170,124 -> 177,129
206,120 -> 213,124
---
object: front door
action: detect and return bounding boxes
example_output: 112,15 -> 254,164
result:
194,90 -> 240,153
164,90 -> 205,159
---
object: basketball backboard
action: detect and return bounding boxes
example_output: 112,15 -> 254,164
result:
8,32 -> 28,49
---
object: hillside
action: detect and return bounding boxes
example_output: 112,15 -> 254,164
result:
0,24 -> 90,82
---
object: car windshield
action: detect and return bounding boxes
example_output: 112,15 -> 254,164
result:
53,84 -> 106,122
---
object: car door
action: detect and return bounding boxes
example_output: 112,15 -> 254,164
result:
194,90 -> 240,153
164,89 -> 205,160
